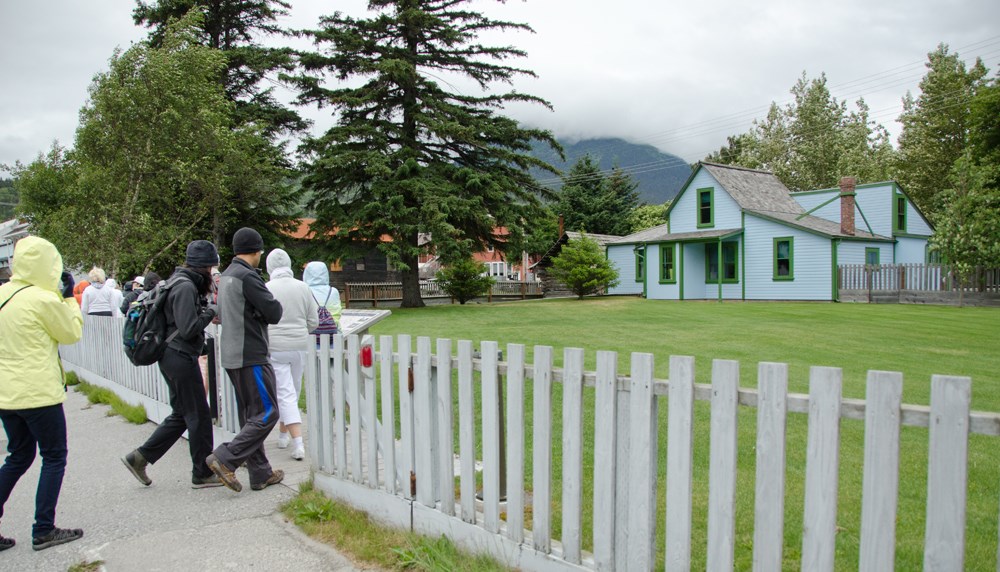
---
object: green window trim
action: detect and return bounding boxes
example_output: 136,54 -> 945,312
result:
894,194 -> 907,233
773,237 -> 794,281
865,247 -> 880,266
659,243 -> 677,284
696,187 -> 714,228
705,242 -> 738,284
635,247 -> 645,282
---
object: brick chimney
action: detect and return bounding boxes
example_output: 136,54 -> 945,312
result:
558,215 -> 565,237
839,177 -> 856,236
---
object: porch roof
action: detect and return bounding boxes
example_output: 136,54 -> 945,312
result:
610,226 -> 742,244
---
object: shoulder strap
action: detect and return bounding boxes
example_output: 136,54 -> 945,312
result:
323,289 -> 332,305
0,285 -> 32,313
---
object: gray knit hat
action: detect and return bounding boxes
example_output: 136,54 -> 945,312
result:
185,240 -> 220,268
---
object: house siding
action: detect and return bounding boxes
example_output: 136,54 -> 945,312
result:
791,190 -> 838,218
744,215 -> 832,300
669,170 -> 742,233
896,236 -> 929,264
645,243 -> 681,300
903,199 -> 933,236
854,184 -> 893,237
839,241 -> 893,265
607,244 -> 643,295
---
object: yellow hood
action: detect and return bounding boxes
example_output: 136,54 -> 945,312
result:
11,236 -> 63,294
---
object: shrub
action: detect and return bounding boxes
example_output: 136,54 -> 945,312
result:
550,233 -> 620,299
435,258 -> 495,304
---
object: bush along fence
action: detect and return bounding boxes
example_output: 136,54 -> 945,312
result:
838,263 -> 1000,306
305,334 -> 999,571
343,280 -> 543,308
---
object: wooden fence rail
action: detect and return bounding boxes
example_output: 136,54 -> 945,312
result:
60,320 -> 1000,571
839,263 -> 1000,293
344,280 -> 542,307
305,334 -> 999,571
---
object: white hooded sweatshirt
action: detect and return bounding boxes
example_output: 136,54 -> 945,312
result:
265,249 -> 319,352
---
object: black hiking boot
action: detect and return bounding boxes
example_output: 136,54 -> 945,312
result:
32,527 -> 83,551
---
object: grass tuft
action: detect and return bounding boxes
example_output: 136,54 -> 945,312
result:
71,375 -> 148,424
283,481 -> 510,571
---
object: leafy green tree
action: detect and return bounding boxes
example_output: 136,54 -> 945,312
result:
897,44 -> 988,219
0,178 -> 18,220
133,0 -> 304,136
288,0 -> 560,308
930,73 -> 1000,297
628,203 -> 669,233
435,258 -> 494,304
708,73 -> 897,191
133,0 -> 304,249
549,234 -> 619,299
14,12 -> 293,278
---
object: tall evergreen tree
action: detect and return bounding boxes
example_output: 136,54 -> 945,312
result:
555,157 -> 639,236
288,0 -> 560,307
897,44 -> 989,219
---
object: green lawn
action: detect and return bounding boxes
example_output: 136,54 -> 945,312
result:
366,297 -> 1000,570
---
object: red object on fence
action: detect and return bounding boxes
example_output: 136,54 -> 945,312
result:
360,344 -> 373,368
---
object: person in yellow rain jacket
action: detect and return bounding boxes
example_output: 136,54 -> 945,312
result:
0,236 -> 85,552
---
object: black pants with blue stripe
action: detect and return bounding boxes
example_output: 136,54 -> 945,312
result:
213,363 -> 278,485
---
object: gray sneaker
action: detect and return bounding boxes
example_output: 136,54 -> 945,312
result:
191,474 -> 224,489
121,450 -> 151,486
251,469 -> 284,491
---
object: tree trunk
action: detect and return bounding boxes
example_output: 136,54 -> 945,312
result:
400,233 -> 425,307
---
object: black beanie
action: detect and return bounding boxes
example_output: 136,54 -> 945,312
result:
185,240 -> 220,267
232,227 -> 264,255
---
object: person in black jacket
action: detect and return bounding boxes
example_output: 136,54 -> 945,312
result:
206,228 -> 284,492
121,240 -> 223,489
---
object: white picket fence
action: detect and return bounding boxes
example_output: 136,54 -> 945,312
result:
305,334 -> 1000,571
59,316 -> 243,441
60,317 -> 1000,570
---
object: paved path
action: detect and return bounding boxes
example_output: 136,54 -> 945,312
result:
1,389 -> 368,571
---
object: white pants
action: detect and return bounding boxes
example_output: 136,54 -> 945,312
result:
269,351 -> 305,426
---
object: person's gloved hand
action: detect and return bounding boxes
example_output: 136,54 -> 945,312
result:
60,271 -> 75,299
204,303 -> 218,319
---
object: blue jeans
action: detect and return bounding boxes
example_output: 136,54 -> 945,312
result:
0,403 -> 68,537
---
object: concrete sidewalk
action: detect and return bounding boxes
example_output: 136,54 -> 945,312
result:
1,389 -> 366,571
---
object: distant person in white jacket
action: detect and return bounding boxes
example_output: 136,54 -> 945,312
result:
264,249 -> 318,460
80,267 -> 123,317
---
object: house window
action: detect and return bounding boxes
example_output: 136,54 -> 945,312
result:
926,245 -> 943,264
705,242 -> 738,283
635,247 -> 645,282
697,188 -> 714,228
488,262 -> 506,277
659,243 -> 676,284
773,237 -> 794,281
865,247 -> 880,266
895,195 -> 907,233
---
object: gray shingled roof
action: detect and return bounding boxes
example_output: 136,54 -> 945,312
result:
610,226 -> 740,244
565,231 -> 620,246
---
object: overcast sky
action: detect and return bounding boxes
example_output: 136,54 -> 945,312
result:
1,0 -> 998,171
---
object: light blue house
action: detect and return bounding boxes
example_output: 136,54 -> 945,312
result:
606,162 -> 934,301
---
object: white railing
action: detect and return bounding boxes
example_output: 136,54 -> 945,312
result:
60,316 -> 242,440
305,335 -> 1000,571
60,318 -> 1000,570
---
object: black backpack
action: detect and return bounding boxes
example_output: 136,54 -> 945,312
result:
122,274 -> 190,366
